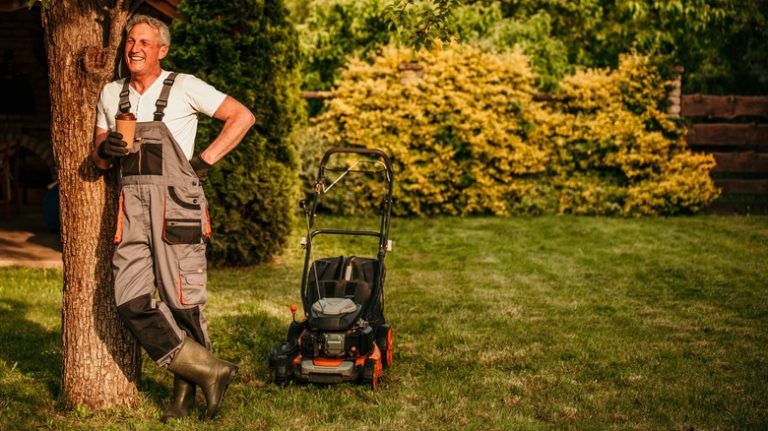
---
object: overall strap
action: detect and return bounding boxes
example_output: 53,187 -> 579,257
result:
118,78 -> 131,113
154,72 -> 179,121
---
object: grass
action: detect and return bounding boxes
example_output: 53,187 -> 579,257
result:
1,215 -> 767,430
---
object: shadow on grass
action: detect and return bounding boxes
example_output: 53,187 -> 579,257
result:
134,360 -> 173,413
218,308 -> 288,383
0,298 -> 61,428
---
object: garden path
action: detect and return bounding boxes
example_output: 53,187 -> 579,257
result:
0,210 -> 61,268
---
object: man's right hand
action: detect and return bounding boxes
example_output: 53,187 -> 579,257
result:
98,131 -> 129,159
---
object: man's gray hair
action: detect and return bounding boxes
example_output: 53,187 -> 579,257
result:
126,14 -> 171,47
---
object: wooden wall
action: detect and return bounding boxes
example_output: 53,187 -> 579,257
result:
683,95 -> 768,214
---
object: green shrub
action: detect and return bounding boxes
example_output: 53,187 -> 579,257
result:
168,0 -> 303,265
451,6 -> 569,91
292,1 -> 768,96
311,44 -> 719,216
295,0 -> 393,91
498,0 -> 768,94
293,0 -> 569,92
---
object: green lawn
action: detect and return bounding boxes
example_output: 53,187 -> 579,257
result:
1,216 -> 767,430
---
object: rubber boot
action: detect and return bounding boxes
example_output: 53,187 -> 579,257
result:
167,337 -> 239,419
160,377 -> 195,422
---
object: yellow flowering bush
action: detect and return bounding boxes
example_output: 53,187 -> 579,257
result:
548,52 -> 720,215
309,45 -> 719,216
313,41 -> 550,216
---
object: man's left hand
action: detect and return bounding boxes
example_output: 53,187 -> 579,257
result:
190,155 -> 213,179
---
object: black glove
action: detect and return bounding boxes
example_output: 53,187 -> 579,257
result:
190,155 -> 213,179
97,131 -> 129,159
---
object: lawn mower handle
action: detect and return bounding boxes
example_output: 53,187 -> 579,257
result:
301,146 -> 395,320
318,147 -> 394,175
309,146 -> 395,232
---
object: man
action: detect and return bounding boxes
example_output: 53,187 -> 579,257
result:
91,14 -> 255,421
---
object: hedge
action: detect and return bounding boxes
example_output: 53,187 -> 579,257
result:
309,42 -> 719,216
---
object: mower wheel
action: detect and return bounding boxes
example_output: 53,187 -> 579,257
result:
376,324 -> 394,368
274,367 -> 288,386
362,358 -> 378,391
287,321 -> 303,344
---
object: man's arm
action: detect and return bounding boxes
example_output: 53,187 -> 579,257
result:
91,127 -> 112,170
198,96 -> 256,165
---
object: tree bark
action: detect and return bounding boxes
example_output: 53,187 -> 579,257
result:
41,1 -> 139,408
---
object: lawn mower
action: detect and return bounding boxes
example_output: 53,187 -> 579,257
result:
268,146 -> 395,390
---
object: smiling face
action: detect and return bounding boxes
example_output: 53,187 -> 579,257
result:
124,22 -> 168,78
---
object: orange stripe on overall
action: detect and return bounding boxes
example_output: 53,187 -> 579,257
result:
113,190 -> 125,245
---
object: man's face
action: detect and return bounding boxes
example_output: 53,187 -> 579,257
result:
124,23 -> 168,77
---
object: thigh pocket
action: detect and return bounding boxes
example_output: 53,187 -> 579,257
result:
177,254 -> 207,305
163,186 -> 203,245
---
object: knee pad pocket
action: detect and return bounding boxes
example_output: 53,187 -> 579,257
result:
169,305 -> 207,347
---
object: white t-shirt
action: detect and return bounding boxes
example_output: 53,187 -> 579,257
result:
96,70 -> 227,160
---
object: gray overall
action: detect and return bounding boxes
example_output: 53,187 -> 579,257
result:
112,73 -> 212,367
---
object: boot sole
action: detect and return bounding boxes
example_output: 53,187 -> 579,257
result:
161,404 -> 194,423
204,366 -> 239,419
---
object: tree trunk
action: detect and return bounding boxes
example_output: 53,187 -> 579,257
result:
41,1 -> 139,408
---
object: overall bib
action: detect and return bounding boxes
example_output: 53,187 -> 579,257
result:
112,73 -> 213,367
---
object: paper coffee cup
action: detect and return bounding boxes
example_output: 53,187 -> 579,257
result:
115,113 -> 137,152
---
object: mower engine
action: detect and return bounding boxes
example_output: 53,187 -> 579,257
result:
300,324 -> 374,359
323,333 -> 345,357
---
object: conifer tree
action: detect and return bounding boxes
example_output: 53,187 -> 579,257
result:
169,0 -> 304,265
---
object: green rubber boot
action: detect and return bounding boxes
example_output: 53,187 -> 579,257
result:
168,337 -> 238,419
160,376 -> 195,422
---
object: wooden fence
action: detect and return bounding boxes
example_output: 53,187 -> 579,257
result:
682,95 -> 768,214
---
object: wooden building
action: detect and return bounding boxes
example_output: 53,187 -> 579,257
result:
0,0 -> 178,219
